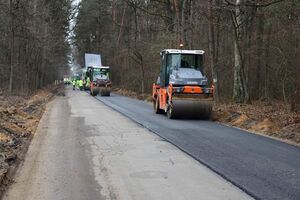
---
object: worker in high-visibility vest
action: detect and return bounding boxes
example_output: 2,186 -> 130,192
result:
79,79 -> 84,91
76,79 -> 80,90
83,78 -> 86,90
86,77 -> 91,89
72,79 -> 76,90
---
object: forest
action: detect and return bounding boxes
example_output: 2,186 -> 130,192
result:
74,0 -> 299,109
0,0 -> 299,109
0,0 -> 71,94
0,1 -> 299,198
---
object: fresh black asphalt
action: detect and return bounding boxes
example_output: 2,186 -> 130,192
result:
96,93 -> 300,200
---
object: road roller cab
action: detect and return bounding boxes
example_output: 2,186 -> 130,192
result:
152,49 -> 214,119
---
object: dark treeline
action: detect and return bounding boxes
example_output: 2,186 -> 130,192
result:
74,0 -> 299,110
0,0 -> 71,94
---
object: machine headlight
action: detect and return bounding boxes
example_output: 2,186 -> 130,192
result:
173,87 -> 183,93
202,88 -> 212,94
200,80 -> 208,86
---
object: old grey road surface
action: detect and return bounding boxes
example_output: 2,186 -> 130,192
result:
3,89 -> 251,200
95,93 -> 300,200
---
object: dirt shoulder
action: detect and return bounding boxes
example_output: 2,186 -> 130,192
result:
0,85 -> 64,195
213,102 -> 300,145
113,88 -> 300,145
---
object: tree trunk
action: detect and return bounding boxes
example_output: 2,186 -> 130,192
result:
233,37 -> 244,102
140,57 -> 145,93
9,0 -> 14,93
188,0 -> 193,49
263,25 -> 272,100
256,9 -> 264,100
117,5 -> 126,46
173,0 -> 181,44
181,0 -> 187,46
232,0 -> 247,103
208,0 -> 219,101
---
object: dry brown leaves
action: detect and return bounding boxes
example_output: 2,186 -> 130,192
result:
214,101 -> 300,144
0,85 -> 61,190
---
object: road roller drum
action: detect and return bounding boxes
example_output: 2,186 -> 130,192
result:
167,99 -> 212,119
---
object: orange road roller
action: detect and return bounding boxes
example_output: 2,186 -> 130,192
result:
152,49 -> 214,119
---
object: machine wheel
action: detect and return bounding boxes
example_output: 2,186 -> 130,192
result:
167,99 -> 212,120
102,91 -> 110,96
90,86 -> 93,95
166,104 -> 176,119
91,87 -> 99,96
198,103 -> 212,120
154,98 -> 164,114
100,89 -> 110,96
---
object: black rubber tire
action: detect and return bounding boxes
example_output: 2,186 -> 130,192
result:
91,87 -> 99,96
167,104 -> 176,119
154,98 -> 164,114
100,89 -> 110,97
